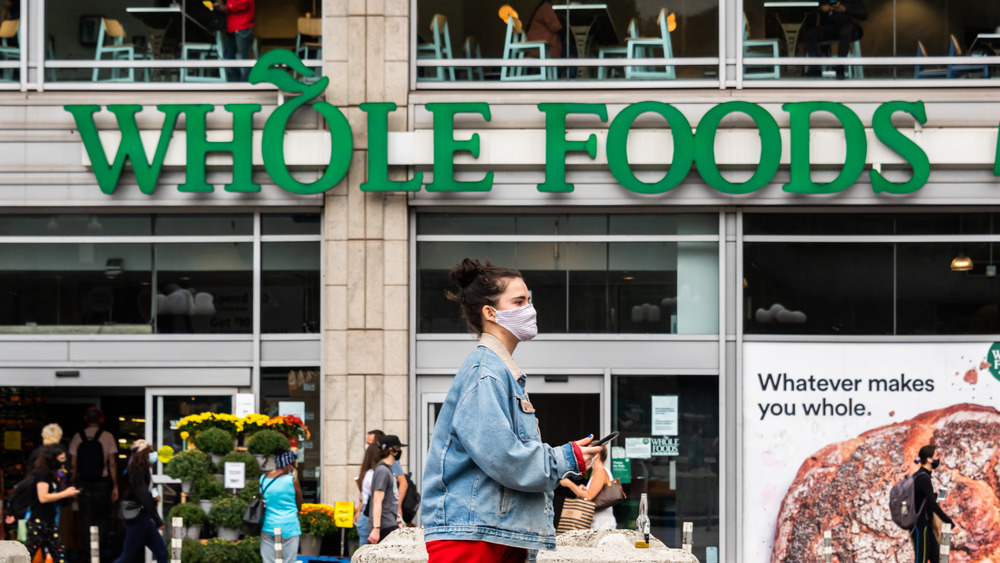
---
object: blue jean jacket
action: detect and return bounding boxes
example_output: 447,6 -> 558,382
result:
421,334 -> 582,551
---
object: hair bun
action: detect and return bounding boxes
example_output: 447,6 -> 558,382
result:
450,258 -> 483,289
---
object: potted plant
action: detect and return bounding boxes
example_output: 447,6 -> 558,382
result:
181,538 -> 205,563
194,427 -> 235,466
298,503 -> 337,557
235,537 -> 262,563
247,429 -> 289,470
208,497 -> 248,541
220,451 -> 261,481
191,477 -> 227,514
268,415 -> 310,448
200,538 -> 237,563
237,478 -> 260,503
165,450 -> 210,493
241,413 -> 272,437
168,503 -> 206,539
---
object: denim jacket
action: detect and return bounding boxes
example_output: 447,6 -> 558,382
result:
421,334 -> 582,551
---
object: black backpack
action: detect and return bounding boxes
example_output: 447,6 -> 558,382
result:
76,430 -> 105,481
401,472 -> 420,524
7,475 -> 36,519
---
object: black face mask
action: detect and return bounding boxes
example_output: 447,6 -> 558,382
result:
930,459 -> 940,470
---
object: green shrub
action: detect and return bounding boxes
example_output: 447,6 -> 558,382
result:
235,537 -> 263,563
208,496 -> 248,529
220,450 -> 260,479
165,450 -> 210,482
194,428 -> 234,456
191,477 -> 227,501
181,538 -> 205,563
246,430 -> 290,456
237,478 -> 260,503
168,503 -> 206,526
201,538 -> 236,563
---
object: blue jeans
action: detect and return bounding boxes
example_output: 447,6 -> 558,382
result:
260,531 -> 299,563
113,514 -> 167,563
356,512 -> 372,546
224,27 -> 254,82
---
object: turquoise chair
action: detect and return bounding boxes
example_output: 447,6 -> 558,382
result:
92,18 -> 151,82
295,17 -> 322,60
416,14 -> 455,81
820,38 -> 863,79
0,19 -> 18,81
180,32 -> 225,82
597,19 -> 638,80
501,15 -> 554,81
457,36 -> 484,81
625,9 -> 675,80
946,34 -> 989,79
914,41 -> 947,79
743,13 -> 780,79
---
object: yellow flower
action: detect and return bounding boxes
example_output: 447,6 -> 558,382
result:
180,431 -> 190,440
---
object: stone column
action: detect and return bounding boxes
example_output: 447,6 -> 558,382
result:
322,0 -> 410,505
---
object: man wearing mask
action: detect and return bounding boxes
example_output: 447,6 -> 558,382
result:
912,445 -> 955,563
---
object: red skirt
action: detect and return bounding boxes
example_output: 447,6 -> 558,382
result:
426,540 -> 528,563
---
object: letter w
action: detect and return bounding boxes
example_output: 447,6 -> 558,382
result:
66,104 -> 182,194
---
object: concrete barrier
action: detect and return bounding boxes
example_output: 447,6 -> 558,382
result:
350,528 -> 700,563
0,541 -> 30,563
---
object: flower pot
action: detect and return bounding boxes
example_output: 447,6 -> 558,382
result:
299,534 -> 322,556
210,453 -> 223,466
198,499 -> 213,513
184,525 -> 201,539
214,474 -> 225,483
217,527 -> 240,541
253,454 -> 270,470
181,480 -> 192,493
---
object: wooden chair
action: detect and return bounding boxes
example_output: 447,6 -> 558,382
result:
625,9 -> 675,80
743,12 -> 780,79
416,14 -> 455,81
181,32 -> 225,82
295,16 -> 322,60
92,18 -> 151,82
501,15 -> 553,81
0,19 -> 18,81
597,19 -> 638,80
946,34 -> 989,79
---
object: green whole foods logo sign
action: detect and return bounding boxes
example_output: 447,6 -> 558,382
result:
989,342 -> 1000,382
66,51 -> 1000,196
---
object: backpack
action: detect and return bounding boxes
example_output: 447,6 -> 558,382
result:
7,475 -> 36,519
401,472 -> 421,524
889,473 -> 925,530
76,430 -> 106,481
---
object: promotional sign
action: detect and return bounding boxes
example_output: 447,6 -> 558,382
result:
234,394 -> 255,418
333,502 -> 354,528
624,437 -> 651,459
743,342 -> 1000,563
224,461 -> 245,489
651,395 -> 679,435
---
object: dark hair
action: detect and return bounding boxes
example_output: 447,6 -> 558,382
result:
31,444 -> 62,477
357,443 -> 382,491
599,445 -> 608,463
130,446 -> 152,472
368,429 -> 385,445
445,258 -> 523,335
85,407 -> 103,425
917,444 -> 936,463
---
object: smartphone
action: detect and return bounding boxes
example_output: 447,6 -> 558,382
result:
592,431 -> 620,447
937,487 -> 948,502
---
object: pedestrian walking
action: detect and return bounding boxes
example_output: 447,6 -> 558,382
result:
69,407 -> 118,560
912,445 -> 955,563
26,445 -> 80,563
560,445 -> 617,530
260,449 -> 303,563
114,440 -> 167,563
367,436 -> 403,544
354,445 -> 381,546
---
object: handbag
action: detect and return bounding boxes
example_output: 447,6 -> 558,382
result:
243,475 -> 278,535
119,499 -> 143,524
556,498 -> 594,534
592,478 -> 626,511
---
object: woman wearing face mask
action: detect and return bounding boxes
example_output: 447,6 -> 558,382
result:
26,445 -> 79,563
114,440 -> 167,563
912,445 -> 955,563
421,258 -> 602,562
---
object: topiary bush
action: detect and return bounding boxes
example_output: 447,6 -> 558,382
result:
194,428 -> 234,456
220,451 -> 260,479
237,478 -> 260,503
181,538 -> 205,563
191,477 -> 227,501
208,496 -> 248,530
168,503 -> 206,526
235,537 -> 262,563
165,450 -> 210,482
200,538 -> 236,563
246,429 -> 290,456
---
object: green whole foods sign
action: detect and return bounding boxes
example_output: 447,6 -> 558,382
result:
65,51 -> 1000,196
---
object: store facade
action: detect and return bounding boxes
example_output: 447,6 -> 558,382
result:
4,0 -> 1000,561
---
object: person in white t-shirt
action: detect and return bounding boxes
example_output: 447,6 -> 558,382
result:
560,445 -> 617,530
354,444 -> 382,545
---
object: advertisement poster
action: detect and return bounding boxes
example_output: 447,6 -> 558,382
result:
743,342 -> 1000,563
625,437 -> 651,459
651,395 -> 679,435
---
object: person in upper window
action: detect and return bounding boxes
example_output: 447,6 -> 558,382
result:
803,0 -> 868,79
216,0 -> 255,81
525,1 -> 562,59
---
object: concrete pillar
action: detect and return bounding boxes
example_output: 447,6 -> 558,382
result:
322,0 -> 410,506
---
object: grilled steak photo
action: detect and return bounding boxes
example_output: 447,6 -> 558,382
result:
771,403 -> 1000,563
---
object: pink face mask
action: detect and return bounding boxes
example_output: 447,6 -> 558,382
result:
491,303 -> 538,341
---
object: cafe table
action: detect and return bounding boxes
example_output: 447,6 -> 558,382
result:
552,3 -> 619,78
763,1 -> 818,58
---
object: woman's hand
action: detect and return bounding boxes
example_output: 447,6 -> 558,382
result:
368,529 -> 379,544
559,478 -> 573,488
62,486 -> 80,499
574,436 -> 603,468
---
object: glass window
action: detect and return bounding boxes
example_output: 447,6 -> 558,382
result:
0,243 -> 153,333
415,0 -> 719,83
42,0 -> 322,84
743,0 -> 1000,81
744,212 -> 1000,236
417,239 -> 718,334
155,243 -> 253,334
0,215 -> 153,237
154,215 -> 252,236
261,367 -> 321,503
262,213 -> 322,235
262,241 -> 320,333
418,213 -> 718,236
612,374 -> 719,563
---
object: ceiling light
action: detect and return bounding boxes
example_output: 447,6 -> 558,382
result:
950,254 -> 973,271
